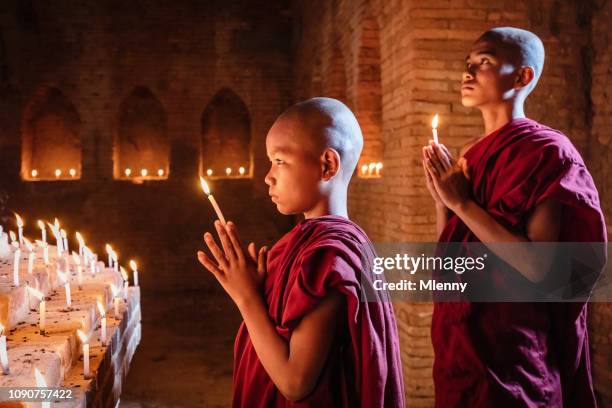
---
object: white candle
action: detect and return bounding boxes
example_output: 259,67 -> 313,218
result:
97,301 -> 107,346
13,248 -> 20,286
113,253 -> 119,272
9,231 -> 16,246
25,239 -> 34,274
200,177 -> 227,225
30,288 -> 45,334
15,213 -> 24,246
76,330 -> 90,377
38,220 -> 46,244
130,260 -> 139,287
43,242 -> 49,265
72,253 -> 83,290
76,232 -> 84,256
105,244 -> 113,268
58,271 -> 71,307
431,114 -> 439,144
61,229 -> 69,253
0,324 -> 10,375
34,369 -> 50,408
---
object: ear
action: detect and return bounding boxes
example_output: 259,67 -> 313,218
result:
321,148 -> 341,181
515,66 -> 535,90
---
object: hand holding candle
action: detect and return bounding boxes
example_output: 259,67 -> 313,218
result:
200,177 -> 227,225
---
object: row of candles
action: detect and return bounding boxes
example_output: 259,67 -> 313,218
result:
0,214 -> 141,381
30,169 -> 79,179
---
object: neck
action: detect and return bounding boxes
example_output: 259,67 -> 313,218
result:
303,188 -> 348,219
479,100 -> 525,136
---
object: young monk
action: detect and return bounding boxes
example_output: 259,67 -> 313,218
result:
422,27 -> 606,406
197,97 -> 405,407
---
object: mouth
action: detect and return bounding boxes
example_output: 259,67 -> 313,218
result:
461,84 -> 475,91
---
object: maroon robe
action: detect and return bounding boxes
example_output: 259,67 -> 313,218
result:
232,215 -> 405,407
433,118 -> 607,407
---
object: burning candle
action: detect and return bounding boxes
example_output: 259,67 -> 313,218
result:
206,169 -> 213,176
225,167 -> 232,176
111,284 -> 121,317
38,220 -> 46,244
8,231 -> 16,246
30,288 -> 45,334
368,162 -> 375,176
431,114 -> 439,144
15,213 -> 24,245
39,240 -> 49,265
61,229 -> 69,253
72,252 -> 83,290
58,270 -> 71,308
55,169 -> 62,179
199,177 -> 227,225
69,168 -> 76,178
120,267 -> 129,299
157,169 -> 164,177
375,162 -> 383,176
76,329 -> 90,378
25,238 -> 34,274
105,244 -> 113,267
31,169 -> 38,178
125,168 -> 132,177
239,166 -> 245,176
13,245 -> 21,286
130,260 -> 139,287
112,252 -> 119,272
141,169 -> 148,177
76,232 -> 84,256
97,301 -> 107,346
34,368 -> 50,408
361,164 -> 368,176
0,324 -> 10,375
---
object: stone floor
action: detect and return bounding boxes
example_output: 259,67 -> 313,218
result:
120,288 -> 242,407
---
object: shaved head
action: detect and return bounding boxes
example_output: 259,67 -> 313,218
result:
477,27 -> 545,92
277,97 -> 363,182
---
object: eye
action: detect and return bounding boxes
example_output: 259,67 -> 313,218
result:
480,57 -> 490,64
274,159 -> 285,166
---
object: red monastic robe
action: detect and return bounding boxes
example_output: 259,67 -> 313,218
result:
232,215 -> 405,407
433,118 -> 607,407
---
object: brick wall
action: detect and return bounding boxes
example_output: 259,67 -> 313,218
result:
293,0 -> 610,406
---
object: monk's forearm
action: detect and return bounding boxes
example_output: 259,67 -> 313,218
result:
235,295 -> 296,398
453,200 -> 554,283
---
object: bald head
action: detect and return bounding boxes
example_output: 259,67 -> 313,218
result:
278,97 -> 363,181
477,27 -> 545,93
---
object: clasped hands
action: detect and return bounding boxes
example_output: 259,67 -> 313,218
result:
422,140 -> 473,211
197,220 -> 268,307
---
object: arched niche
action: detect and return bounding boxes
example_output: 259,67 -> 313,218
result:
200,88 -> 252,179
21,87 -> 82,181
356,10 -> 383,179
115,87 -> 169,181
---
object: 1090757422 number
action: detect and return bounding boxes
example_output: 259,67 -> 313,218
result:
2,387 -> 74,401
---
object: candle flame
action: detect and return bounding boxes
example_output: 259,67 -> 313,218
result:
60,229 -> 67,239
125,168 -> 132,177
29,287 -> 44,301
76,329 -> 88,343
239,166 -> 245,175
35,368 -> 47,387
54,218 -> 60,229
9,231 -> 16,242
120,267 -> 128,281
199,177 -> 211,195
15,213 -> 23,228
376,162 -> 383,170
55,169 -> 62,178
72,252 -> 80,265
31,169 -> 38,178
129,260 -> 137,271
24,238 -> 33,252
97,301 -> 105,317
140,169 -> 148,177
226,167 -> 232,176
76,232 -> 84,246
361,164 -> 368,175
431,114 -> 439,129
69,169 -> 76,178
157,169 -> 164,177
105,244 -> 113,255
38,220 -> 45,230
206,169 -> 213,176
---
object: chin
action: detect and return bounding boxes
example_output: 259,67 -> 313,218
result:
461,95 -> 479,108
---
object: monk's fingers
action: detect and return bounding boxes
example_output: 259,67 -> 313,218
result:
214,221 -> 238,263
197,250 -> 224,280
225,221 -> 246,263
427,147 -> 446,175
248,242 -> 257,262
204,232 -> 230,270
433,143 -> 452,169
422,159 -> 434,182
425,158 -> 440,179
257,246 -> 268,280
458,157 -> 472,180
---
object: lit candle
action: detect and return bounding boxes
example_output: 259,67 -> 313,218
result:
97,301 -> 107,346
0,324 -> 9,375
431,114 -> 439,144
125,168 -> 132,177
375,162 -> 383,176
120,267 -> 129,299
199,177 -> 227,225
9,231 -> 16,246
157,169 -> 164,177
239,166 -> 245,176
361,164 -> 368,176
76,232 -> 84,256
112,252 -> 119,272
31,169 -> 38,178
58,270 -> 71,308
13,245 -> 20,286
111,284 -> 121,317
72,252 -> 83,290
34,368 -> 50,408
15,213 -> 24,245
69,168 -> 76,178
29,288 -> 45,334
25,238 -> 34,274
141,169 -> 148,177
206,169 -> 213,176
76,330 -> 90,378
38,220 -> 46,244
61,229 -> 69,253
130,260 -> 139,287
55,169 -> 62,179
368,162 -> 375,176
105,244 -> 113,267
225,167 -> 232,176
39,240 -> 49,265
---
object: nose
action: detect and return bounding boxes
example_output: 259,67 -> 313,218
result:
264,166 -> 274,187
463,64 -> 475,82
